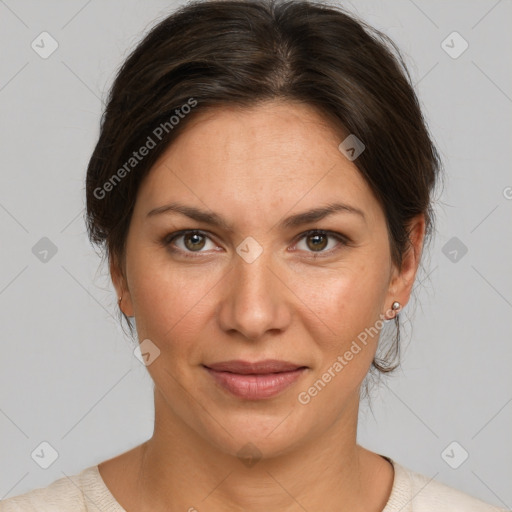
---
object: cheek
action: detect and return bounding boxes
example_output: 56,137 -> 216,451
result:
126,249 -> 220,346
292,264 -> 390,409
295,258 -> 389,349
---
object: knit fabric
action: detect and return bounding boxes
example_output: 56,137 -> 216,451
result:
0,458 -> 507,511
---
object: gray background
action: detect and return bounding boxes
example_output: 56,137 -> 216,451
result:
1,0 -> 511,508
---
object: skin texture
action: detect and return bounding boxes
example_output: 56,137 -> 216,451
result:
101,100 -> 425,511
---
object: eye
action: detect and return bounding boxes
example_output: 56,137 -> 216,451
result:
162,229 -> 349,259
292,230 -> 348,257
163,230 -> 218,257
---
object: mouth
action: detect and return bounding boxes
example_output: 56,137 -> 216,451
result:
202,359 -> 308,400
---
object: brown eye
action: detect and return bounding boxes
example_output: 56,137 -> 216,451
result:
183,232 -> 207,251
306,233 -> 328,252
163,230 -> 217,257
294,230 -> 347,257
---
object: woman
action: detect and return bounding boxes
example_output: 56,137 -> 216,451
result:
1,0 -> 505,510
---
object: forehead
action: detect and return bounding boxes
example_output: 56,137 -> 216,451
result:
162,101 -> 346,174
134,101 -> 382,227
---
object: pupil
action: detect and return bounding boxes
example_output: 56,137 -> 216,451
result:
308,234 -> 327,251
186,233 -> 205,251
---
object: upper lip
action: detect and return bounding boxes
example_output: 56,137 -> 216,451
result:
204,359 -> 307,374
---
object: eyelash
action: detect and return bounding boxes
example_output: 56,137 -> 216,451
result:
161,229 -> 349,259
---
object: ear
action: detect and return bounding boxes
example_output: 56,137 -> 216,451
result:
384,214 -> 426,318
110,254 -> 134,317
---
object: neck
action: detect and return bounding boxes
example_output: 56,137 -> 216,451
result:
128,389 -> 392,512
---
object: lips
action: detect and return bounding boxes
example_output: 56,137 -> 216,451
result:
203,359 -> 308,400
204,359 -> 307,374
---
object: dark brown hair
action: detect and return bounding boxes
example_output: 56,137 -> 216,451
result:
85,0 -> 442,375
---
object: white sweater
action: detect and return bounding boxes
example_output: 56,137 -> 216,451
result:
0,458 -> 507,511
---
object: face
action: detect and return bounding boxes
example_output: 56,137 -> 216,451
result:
112,101 -> 423,458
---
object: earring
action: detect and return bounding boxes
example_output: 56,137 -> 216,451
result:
118,295 -> 122,305
390,301 -> 401,319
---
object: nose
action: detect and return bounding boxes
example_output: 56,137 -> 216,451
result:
217,247 -> 292,342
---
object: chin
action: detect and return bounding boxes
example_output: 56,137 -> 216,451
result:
198,409 -> 311,463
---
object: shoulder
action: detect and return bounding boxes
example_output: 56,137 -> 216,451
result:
0,466 -> 108,512
386,459 -> 508,512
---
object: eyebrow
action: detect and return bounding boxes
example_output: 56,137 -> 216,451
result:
146,201 -> 366,230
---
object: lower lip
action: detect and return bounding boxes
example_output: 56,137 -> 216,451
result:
204,367 -> 307,400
